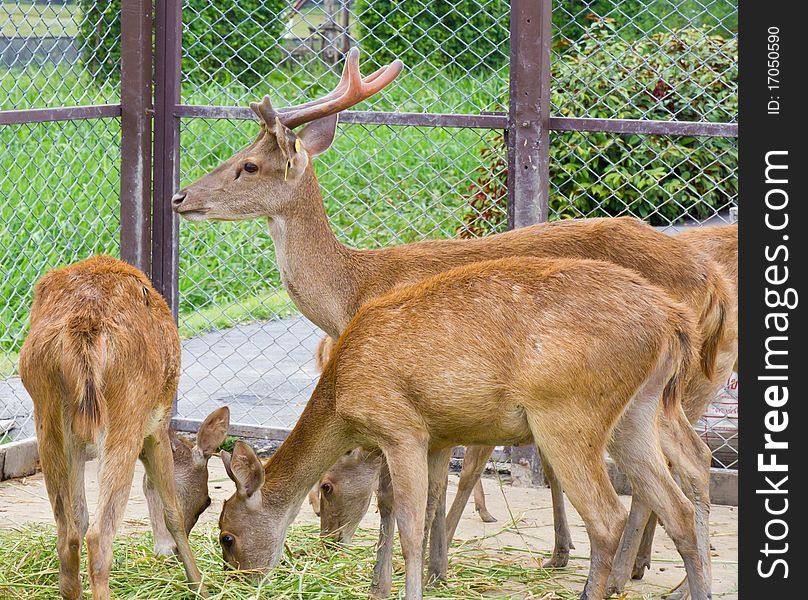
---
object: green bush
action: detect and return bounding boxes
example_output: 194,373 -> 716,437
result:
461,24 -> 737,234
78,0 -> 287,86
554,1 -> 738,42
354,0 -> 509,72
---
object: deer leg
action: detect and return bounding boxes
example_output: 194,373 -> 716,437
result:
472,479 -> 496,523
384,441 -> 428,600
86,433 -> 142,600
540,448 -> 575,569
608,388 -> 710,600
143,471 -> 177,557
466,445 -> 497,523
658,412 -> 714,600
37,418 -> 83,600
425,447 -> 451,586
140,427 -> 205,597
632,513 -> 658,580
370,458 -> 396,598
606,499 -> 655,596
445,445 -> 495,542
525,409 -> 626,600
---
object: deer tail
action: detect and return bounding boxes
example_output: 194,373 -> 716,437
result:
661,303 -> 700,416
696,280 -> 730,381
61,316 -> 106,441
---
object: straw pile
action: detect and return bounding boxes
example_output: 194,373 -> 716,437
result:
0,522 -> 581,599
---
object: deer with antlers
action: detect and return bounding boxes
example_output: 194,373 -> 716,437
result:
19,256 -> 210,599
172,49 -> 736,597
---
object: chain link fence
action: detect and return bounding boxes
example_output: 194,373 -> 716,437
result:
1,1 -> 737,470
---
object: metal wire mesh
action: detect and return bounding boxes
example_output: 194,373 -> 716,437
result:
0,1 -> 738,471
0,1 -> 120,110
0,119 -> 122,442
1,2 -> 122,443
551,0 -> 737,122
175,117 -> 495,429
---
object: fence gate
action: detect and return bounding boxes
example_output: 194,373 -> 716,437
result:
1,1 -> 737,480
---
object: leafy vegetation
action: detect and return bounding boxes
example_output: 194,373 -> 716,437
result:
1,19 -> 736,367
462,24 -> 737,235
1,2 -> 78,37
77,0 -> 288,86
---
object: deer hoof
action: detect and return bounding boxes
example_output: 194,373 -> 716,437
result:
477,508 -> 497,523
543,547 -> 571,569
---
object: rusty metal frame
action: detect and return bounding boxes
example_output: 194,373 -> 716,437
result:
162,1 -> 738,450
152,0 -> 183,318
119,0 -> 153,274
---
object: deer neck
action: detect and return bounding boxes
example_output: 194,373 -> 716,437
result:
261,379 -> 352,521
265,180 -> 359,338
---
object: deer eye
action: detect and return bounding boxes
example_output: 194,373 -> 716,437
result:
220,533 -> 235,548
244,162 -> 258,173
320,482 -> 333,495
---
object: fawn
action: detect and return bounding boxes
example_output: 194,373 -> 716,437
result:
19,256 -> 206,599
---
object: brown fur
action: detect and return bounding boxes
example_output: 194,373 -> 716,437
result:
217,257 -> 711,599
609,224 -> 739,596
607,223 -> 738,594
19,256 -> 207,599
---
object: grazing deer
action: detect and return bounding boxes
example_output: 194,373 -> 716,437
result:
19,256 -> 206,600
172,49 -> 734,595
307,335 -> 495,543
217,257 -> 712,600
144,406 -> 230,557
605,222 -> 739,597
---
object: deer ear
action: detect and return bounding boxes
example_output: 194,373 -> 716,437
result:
223,441 -> 264,502
195,406 -> 230,460
297,113 -> 339,158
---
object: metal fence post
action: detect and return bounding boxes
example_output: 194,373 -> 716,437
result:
507,0 -> 552,487
153,0 -> 182,318
119,0 -> 153,274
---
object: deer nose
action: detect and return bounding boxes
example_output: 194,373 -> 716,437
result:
171,192 -> 186,208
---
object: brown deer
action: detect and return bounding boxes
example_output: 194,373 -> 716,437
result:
144,406 -> 230,557
171,49 -> 734,595
605,222 -> 739,596
307,335 -> 495,542
19,256 -> 206,599
217,257 -> 712,600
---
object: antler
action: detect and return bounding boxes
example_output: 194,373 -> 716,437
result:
272,47 -> 404,129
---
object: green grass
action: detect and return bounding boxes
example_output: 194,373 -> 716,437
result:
1,351 -> 17,378
0,522 -> 586,599
178,291 -> 297,339
1,2 -> 79,37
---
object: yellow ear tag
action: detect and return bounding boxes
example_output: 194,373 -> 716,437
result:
284,160 -> 289,182
294,138 -> 302,153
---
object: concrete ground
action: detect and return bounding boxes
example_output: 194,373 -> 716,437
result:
0,458 -> 738,599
